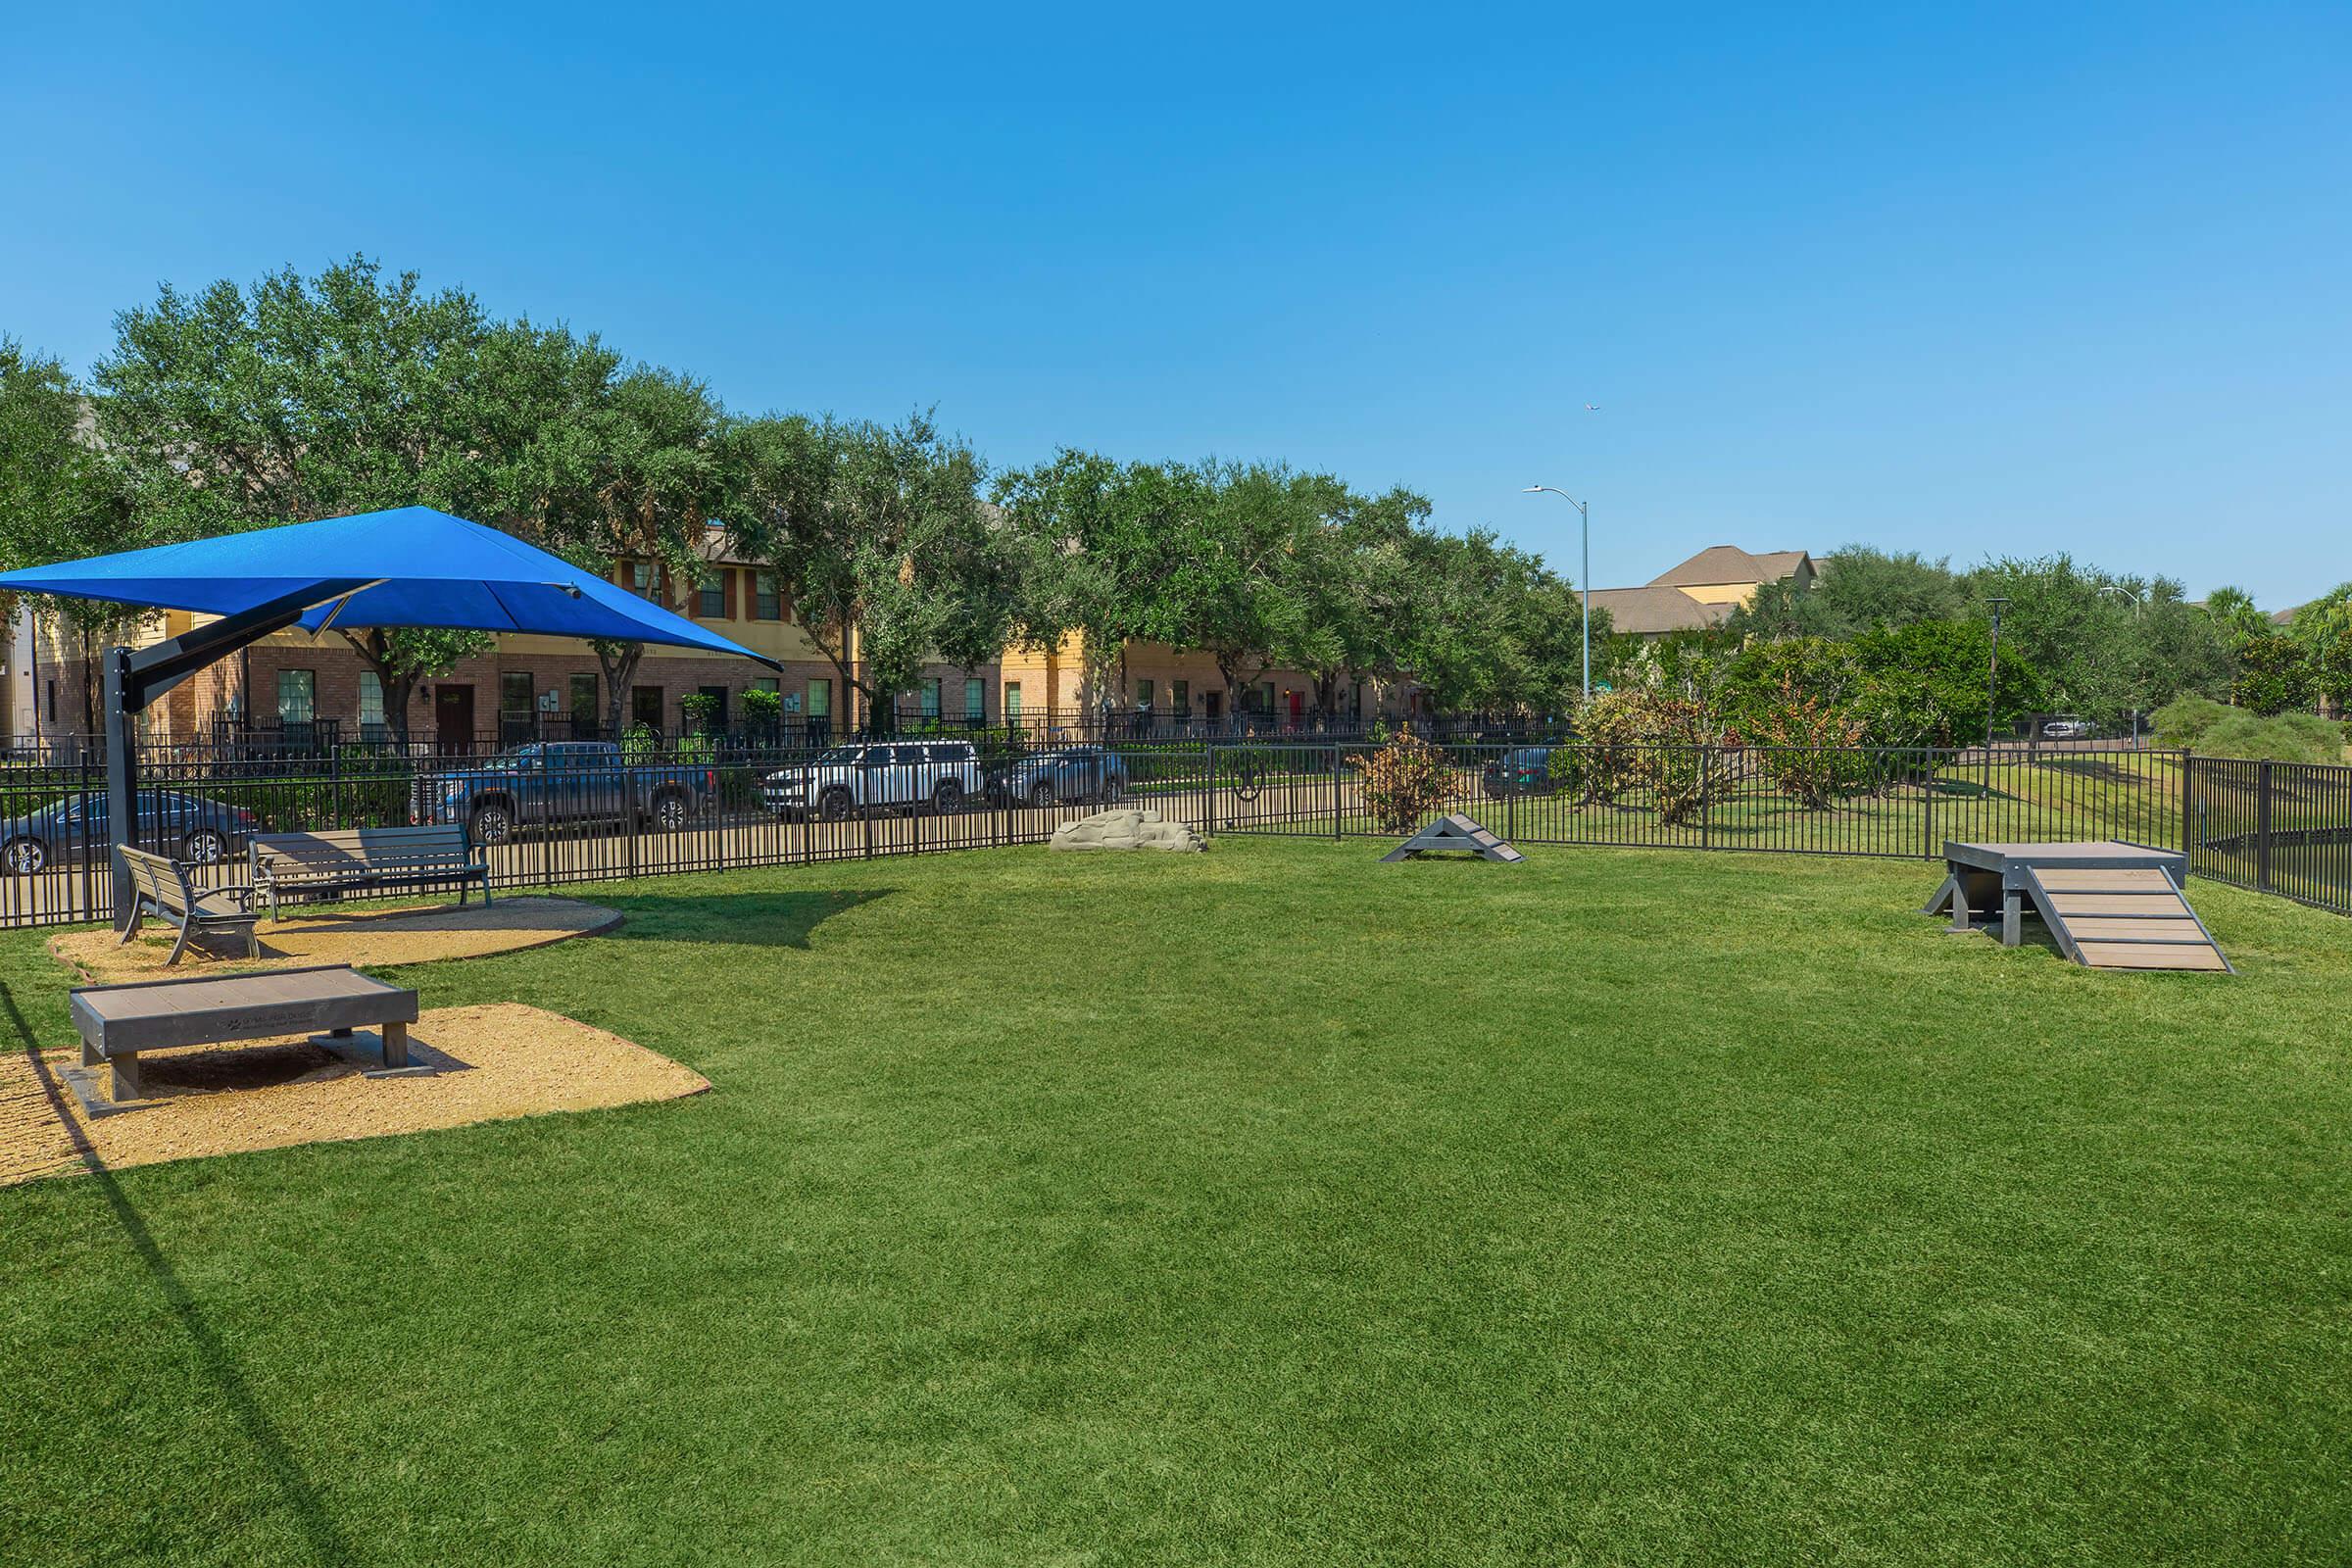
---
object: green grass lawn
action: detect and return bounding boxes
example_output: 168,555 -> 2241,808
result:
4,838 -> 2350,1566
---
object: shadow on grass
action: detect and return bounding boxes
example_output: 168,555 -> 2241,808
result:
593,887 -> 894,949
0,982 -> 357,1568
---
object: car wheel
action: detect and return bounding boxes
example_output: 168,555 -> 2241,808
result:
931,778 -> 965,813
468,804 -> 514,846
817,786 -> 856,822
653,792 -> 691,832
3,836 -> 47,876
1028,780 -> 1057,808
181,827 -> 227,865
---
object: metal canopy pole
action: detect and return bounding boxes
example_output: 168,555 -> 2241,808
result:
102,578 -> 373,928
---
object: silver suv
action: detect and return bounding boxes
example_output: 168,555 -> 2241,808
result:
762,741 -> 985,820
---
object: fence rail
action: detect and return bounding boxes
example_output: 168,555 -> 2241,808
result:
2,739 -> 2346,931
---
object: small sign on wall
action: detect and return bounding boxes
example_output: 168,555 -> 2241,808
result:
537,691 -> 560,711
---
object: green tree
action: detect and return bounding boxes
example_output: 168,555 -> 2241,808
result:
2200,585 -> 2271,650
737,410 -> 1006,727
91,257 -> 551,742
2232,633 -> 2313,716
509,350 -> 736,736
1729,545 -> 1963,640
0,339 -> 141,735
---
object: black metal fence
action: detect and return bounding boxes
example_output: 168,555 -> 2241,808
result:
2,738 -> 2347,931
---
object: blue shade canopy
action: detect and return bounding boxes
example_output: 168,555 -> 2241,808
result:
0,506 -> 777,666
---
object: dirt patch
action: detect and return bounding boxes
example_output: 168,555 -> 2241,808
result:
0,1004 -> 708,1185
50,896 -> 621,984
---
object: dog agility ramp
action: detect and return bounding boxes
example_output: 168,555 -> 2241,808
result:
1927,840 -> 2230,973
1382,813 -> 1524,863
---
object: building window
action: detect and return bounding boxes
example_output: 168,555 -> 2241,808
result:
753,676 -> 780,695
918,678 -> 941,719
359,672 -> 386,736
1135,677 -> 1154,710
754,571 -> 781,620
1171,679 -> 1189,711
630,563 -> 660,599
45,678 -> 55,724
569,674 -> 599,731
1004,680 -> 1022,717
276,669 -> 316,724
806,678 -> 831,719
500,671 -> 534,716
631,685 -> 664,731
963,677 -> 985,721
699,571 -> 726,619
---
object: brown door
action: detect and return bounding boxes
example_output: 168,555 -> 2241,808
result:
435,685 -> 475,754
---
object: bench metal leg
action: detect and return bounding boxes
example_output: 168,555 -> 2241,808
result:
381,1021 -> 408,1070
166,916 -> 193,967
118,904 -> 142,947
110,1051 -> 141,1101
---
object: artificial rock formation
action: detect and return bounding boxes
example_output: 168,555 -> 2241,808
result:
1048,808 -> 1207,853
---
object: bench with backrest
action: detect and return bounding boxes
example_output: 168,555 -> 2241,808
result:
249,825 -> 489,921
117,846 -> 260,966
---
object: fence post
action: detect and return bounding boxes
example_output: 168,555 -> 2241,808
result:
1699,747 -> 1712,851
1922,748 -> 1936,860
1331,743 -> 1342,840
1204,743 -> 1216,839
2256,759 -> 2274,892
2179,749 -> 2194,860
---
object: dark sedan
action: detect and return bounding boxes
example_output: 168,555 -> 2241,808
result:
987,746 -> 1131,808
0,790 -> 259,876
1481,746 -> 1566,799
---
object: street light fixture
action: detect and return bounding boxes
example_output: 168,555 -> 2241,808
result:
1522,486 -> 1592,699
2102,584 -> 2145,743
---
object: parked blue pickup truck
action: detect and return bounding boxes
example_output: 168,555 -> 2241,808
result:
413,741 -> 714,843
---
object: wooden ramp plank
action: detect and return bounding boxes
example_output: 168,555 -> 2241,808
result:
2060,916 -> 2209,942
2032,868 -> 2180,893
2075,942 -> 2230,971
2037,894 -> 2192,917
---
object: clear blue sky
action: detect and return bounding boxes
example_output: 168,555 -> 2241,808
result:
5,2 -> 2345,607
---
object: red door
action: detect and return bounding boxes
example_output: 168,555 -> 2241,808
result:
435,685 -> 475,754
1286,689 -> 1302,725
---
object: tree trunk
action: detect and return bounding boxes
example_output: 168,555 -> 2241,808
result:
597,641 -> 646,736
339,630 -> 416,749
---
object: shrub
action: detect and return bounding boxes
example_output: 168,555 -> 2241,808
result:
738,688 -> 782,732
679,692 -> 721,736
1348,725 -> 1448,835
2151,694 -> 2230,750
1729,680 -> 1873,808
2200,713 -> 2338,763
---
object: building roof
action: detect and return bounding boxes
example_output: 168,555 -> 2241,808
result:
1588,586 -> 1734,636
1648,545 -> 1813,589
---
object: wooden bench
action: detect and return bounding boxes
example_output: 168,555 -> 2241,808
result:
249,825 -> 489,921
118,846 -> 260,966
70,964 -> 420,1102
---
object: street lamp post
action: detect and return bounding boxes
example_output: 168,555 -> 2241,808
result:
2102,584 -> 2145,744
1522,486 -> 1592,699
